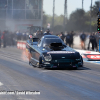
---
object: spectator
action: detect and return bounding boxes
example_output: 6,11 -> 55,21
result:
60,32 -> 65,41
1,31 -> 7,48
70,31 -> 74,48
10,32 -> 14,46
7,31 -> 11,46
16,31 -> 22,40
95,32 -> 100,46
93,33 -> 98,51
40,30 -> 44,39
88,33 -> 95,50
16,31 -> 19,40
66,32 -> 71,47
22,32 -> 27,40
36,30 -> 42,39
80,32 -> 86,49
44,29 -> 51,35
26,32 -> 29,40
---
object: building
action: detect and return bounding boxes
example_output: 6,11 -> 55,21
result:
0,0 -> 43,32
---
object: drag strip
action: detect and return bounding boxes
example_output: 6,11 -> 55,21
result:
0,47 -> 100,100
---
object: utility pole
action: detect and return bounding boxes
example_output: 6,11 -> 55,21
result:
82,0 -> 84,10
52,0 -> 55,32
99,1 -> 100,52
90,0 -> 92,33
99,0 -> 100,10
64,0 -> 67,32
5,4 -> 7,30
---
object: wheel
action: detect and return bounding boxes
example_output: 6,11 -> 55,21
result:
29,61 -> 32,66
39,56 -> 43,68
81,56 -> 83,67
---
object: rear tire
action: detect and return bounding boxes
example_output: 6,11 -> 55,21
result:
81,57 -> 83,67
39,56 -> 43,68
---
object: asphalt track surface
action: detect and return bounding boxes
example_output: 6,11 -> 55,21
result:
0,47 -> 100,100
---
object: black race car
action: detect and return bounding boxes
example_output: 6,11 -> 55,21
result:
26,35 -> 83,69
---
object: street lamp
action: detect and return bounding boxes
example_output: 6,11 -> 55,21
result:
5,5 -> 7,30
90,0 -> 92,33
82,0 -> 84,10
52,0 -> 55,32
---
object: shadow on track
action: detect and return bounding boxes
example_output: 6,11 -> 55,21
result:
43,66 -> 90,71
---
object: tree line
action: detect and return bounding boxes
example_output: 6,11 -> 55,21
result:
43,1 -> 99,33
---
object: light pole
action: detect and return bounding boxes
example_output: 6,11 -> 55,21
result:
99,1 -> 100,52
90,0 -> 92,33
42,11 -> 45,30
52,0 -> 55,32
64,0 -> 67,32
82,0 -> 84,10
5,5 -> 7,30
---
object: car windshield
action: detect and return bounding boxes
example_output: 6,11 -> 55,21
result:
43,38 -> 62,46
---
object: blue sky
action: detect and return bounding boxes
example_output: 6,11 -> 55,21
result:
43,0 -> 99,17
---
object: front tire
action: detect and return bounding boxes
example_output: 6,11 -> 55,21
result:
39,56 -> 43,68
81,56 -> 83,67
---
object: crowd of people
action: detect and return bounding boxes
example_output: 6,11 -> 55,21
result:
60,31 -> 100,51
15,29 -> 100,51
59,31 -> 75,48
16,31 -> 29,41
0,30 -> 16,48
57,31 -> 99,51
80,32 -> 100,51
0,30 -> 29,48
33,29 -> 51,39
0,29 -> 100,51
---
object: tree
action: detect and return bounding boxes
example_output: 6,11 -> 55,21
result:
66,9 -> 88,31
92,1 -> 100,17
43,14 -> 52,29
43,14 -> 64,33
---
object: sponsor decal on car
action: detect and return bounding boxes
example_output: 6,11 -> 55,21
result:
47,51 -> 75,54
86,55 -> 100,60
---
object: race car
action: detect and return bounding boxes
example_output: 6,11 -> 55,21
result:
75,49 -> 100,61
25,35 -> 83,69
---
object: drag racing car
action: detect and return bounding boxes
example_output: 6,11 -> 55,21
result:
25,35 -> 83,69
75,49 -> 100,61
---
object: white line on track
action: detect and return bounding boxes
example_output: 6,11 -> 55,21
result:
40,70 -> 51,73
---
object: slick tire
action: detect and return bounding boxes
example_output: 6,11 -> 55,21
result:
80,57 -> 83,67
29,61 -> 32,66
39,56 -> 43,68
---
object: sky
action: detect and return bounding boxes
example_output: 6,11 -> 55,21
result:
43,0 -> 99,17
